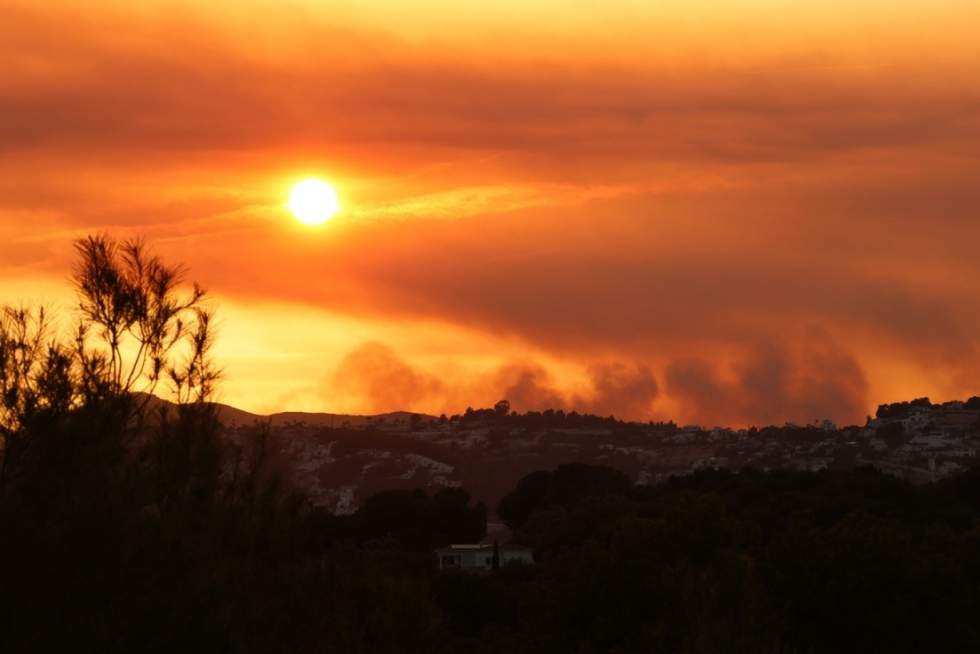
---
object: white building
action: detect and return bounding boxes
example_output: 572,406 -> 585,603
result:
435,543 -> 534,571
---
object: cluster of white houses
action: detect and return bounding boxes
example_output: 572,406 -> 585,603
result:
435,543 -> 535,572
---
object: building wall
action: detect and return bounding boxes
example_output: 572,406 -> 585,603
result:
437,546 -> 534,570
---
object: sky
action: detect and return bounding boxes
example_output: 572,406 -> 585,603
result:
2,0 -> 979,426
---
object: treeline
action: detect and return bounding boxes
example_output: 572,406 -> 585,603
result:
0,236 -> 480,653
476,463 -> 980,653
438,405 -> 640,430
0,412 -> 484,652
8,411 -> 980,653
876,396 -> 980,419
4,237 -> 980,652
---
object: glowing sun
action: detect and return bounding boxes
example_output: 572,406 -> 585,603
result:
288,179 -> 339,225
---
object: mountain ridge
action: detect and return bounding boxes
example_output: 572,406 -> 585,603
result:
206,395 -> 980,515
212,401 -> 435,429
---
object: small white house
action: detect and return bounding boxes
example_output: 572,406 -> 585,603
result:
435,543 -> 534,571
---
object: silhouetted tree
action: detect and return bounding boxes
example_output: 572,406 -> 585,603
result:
0,235 -> 216,489
498,464 -> 632,531
7,235 -> 980,654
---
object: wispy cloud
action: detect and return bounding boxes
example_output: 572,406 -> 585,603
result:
2,0 -> 979,423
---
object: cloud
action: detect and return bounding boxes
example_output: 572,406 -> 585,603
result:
666,334 -> 870,426
322,341 -> 571,416
574,362 -> 659,419
324,343 -> 570,415
3,0 -> 980,424
490,364 -> 566,413
328,342 -> 444,412
326,336 -> 869,426
325,341 -> 664,420
3,0 -> 979,172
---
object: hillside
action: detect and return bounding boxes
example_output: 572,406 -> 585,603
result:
214,401 -> 432,430
217,397 -> 980,514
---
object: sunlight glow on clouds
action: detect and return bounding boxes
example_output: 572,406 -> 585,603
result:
2,0 -> 979,424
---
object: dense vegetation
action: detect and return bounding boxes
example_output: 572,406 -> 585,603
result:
485,463 -> 980,653
876,396 -> 980,420
3,237 -> 980,653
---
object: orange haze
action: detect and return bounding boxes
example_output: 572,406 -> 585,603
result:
2,0 -> 980,425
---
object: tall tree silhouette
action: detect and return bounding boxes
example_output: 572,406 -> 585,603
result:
0,234 -> 216,487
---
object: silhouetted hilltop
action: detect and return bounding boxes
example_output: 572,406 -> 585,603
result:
876,396 -> 980,419
134,393 -> 434,430
207,395 -> 980,515
215,402 -> 434,430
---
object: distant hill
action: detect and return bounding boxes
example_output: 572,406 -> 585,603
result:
212,401 -> 434,430
136,392 -> 432,429
205,396 -> 980,516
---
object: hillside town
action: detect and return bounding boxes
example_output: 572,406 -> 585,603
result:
220,396 -> 980,515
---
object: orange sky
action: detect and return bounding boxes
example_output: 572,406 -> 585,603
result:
2,0 -> 979,425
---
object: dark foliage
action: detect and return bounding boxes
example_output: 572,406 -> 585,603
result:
455,405 -> 632,430
3,236 -> 980,652
311,487 -> 487,572
498,463 -> 632,530
467,465 -> 980,653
